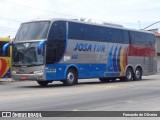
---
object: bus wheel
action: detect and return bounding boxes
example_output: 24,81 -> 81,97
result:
125,67 -> 134,81
134,68 -> 142,80
63,69 -> 77,86
37,81 -> 49,86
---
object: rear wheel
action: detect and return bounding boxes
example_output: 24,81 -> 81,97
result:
134,68 -> 142,80
124,67 -> 134,81
63,69 -> 78,86
37,81 -> 49,86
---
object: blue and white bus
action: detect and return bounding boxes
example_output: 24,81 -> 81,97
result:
5,19 -> 157,86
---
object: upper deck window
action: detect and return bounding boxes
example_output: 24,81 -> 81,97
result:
15,21 -> 50,41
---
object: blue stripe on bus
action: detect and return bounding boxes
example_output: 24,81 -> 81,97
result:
45,63 -> 124,81
106,46 -> 114,76
113,46 -> 118,74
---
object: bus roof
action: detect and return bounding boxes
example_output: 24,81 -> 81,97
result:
53,18 -> 155,35
22,18 -> 155,35
0,36 -> 10,42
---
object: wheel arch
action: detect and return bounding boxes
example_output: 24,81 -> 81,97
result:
125,64 -> 134,75
135,65 -> 143,75
64,64 -> 79,79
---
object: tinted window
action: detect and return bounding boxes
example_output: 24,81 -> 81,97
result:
16,21 -> 50,41
129,31 -> 156,46
134,32 -> 143,46
128,31 -> 135,44
69,22 -> 129,44
124,31 -> 129,44
143,33 -> 156,47
95,26 -> 112,42
46,21 -> 66,64
111,28 -> 124,43
69,22 -> 84,40
69,22 -> 156,46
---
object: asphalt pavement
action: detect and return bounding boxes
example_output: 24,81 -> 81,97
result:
0,75 -> 160,119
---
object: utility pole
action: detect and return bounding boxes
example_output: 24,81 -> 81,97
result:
138,21 -> 141,29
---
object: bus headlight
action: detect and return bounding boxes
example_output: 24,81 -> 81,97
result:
33,70 -> 43,74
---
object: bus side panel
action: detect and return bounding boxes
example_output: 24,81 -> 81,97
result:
74,64 -> 106,78
45,40 -> 156,81
128,44 -> 157,75
46,64 -> 67,80
45,41 -> 129,81
45,64 -> 106,80
61,40 -> 129,78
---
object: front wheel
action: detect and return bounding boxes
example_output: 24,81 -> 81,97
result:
63,69 -> 78,86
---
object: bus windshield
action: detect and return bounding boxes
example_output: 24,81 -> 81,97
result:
12,42 -> 44,67
15,21 -> 50,41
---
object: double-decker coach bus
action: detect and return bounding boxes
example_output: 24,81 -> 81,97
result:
4,19 -> 157,86
0,36 -> 11,78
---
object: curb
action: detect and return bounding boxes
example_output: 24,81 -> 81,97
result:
0,78 -> 13,82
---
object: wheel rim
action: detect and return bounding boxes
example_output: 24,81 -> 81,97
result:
67,72 -> 74,83
127,70 -> 132,80
135,70 -> 140,79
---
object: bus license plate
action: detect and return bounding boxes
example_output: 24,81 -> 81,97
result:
21,76 -> 28,80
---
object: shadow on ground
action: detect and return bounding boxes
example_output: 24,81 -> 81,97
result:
15,77 -> 158,89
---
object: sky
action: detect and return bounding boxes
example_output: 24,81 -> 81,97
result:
1,0 -> 160,38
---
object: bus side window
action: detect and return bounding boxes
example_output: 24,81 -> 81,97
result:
46,21 -> 66,64
129,31 -> 135,45
123,31 -> 129,44
134,32 -> 143,46
145,34 -> 155,47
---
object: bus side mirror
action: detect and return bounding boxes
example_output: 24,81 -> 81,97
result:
37,40 -> 46,55
3,43 -> 11,56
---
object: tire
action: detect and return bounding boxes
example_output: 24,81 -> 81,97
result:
37,81 -> 49,86
134,68 -> 142,80
63,69 -> 78,86
124,67 -> 134,81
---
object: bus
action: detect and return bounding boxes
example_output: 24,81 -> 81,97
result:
0,36 -> 11,78
4,19 -> 157,86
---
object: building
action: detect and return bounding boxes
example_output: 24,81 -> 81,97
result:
156,32 -> 160,72
147,29 -> 160,73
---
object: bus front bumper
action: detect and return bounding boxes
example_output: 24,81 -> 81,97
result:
12,73 -> 45,81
